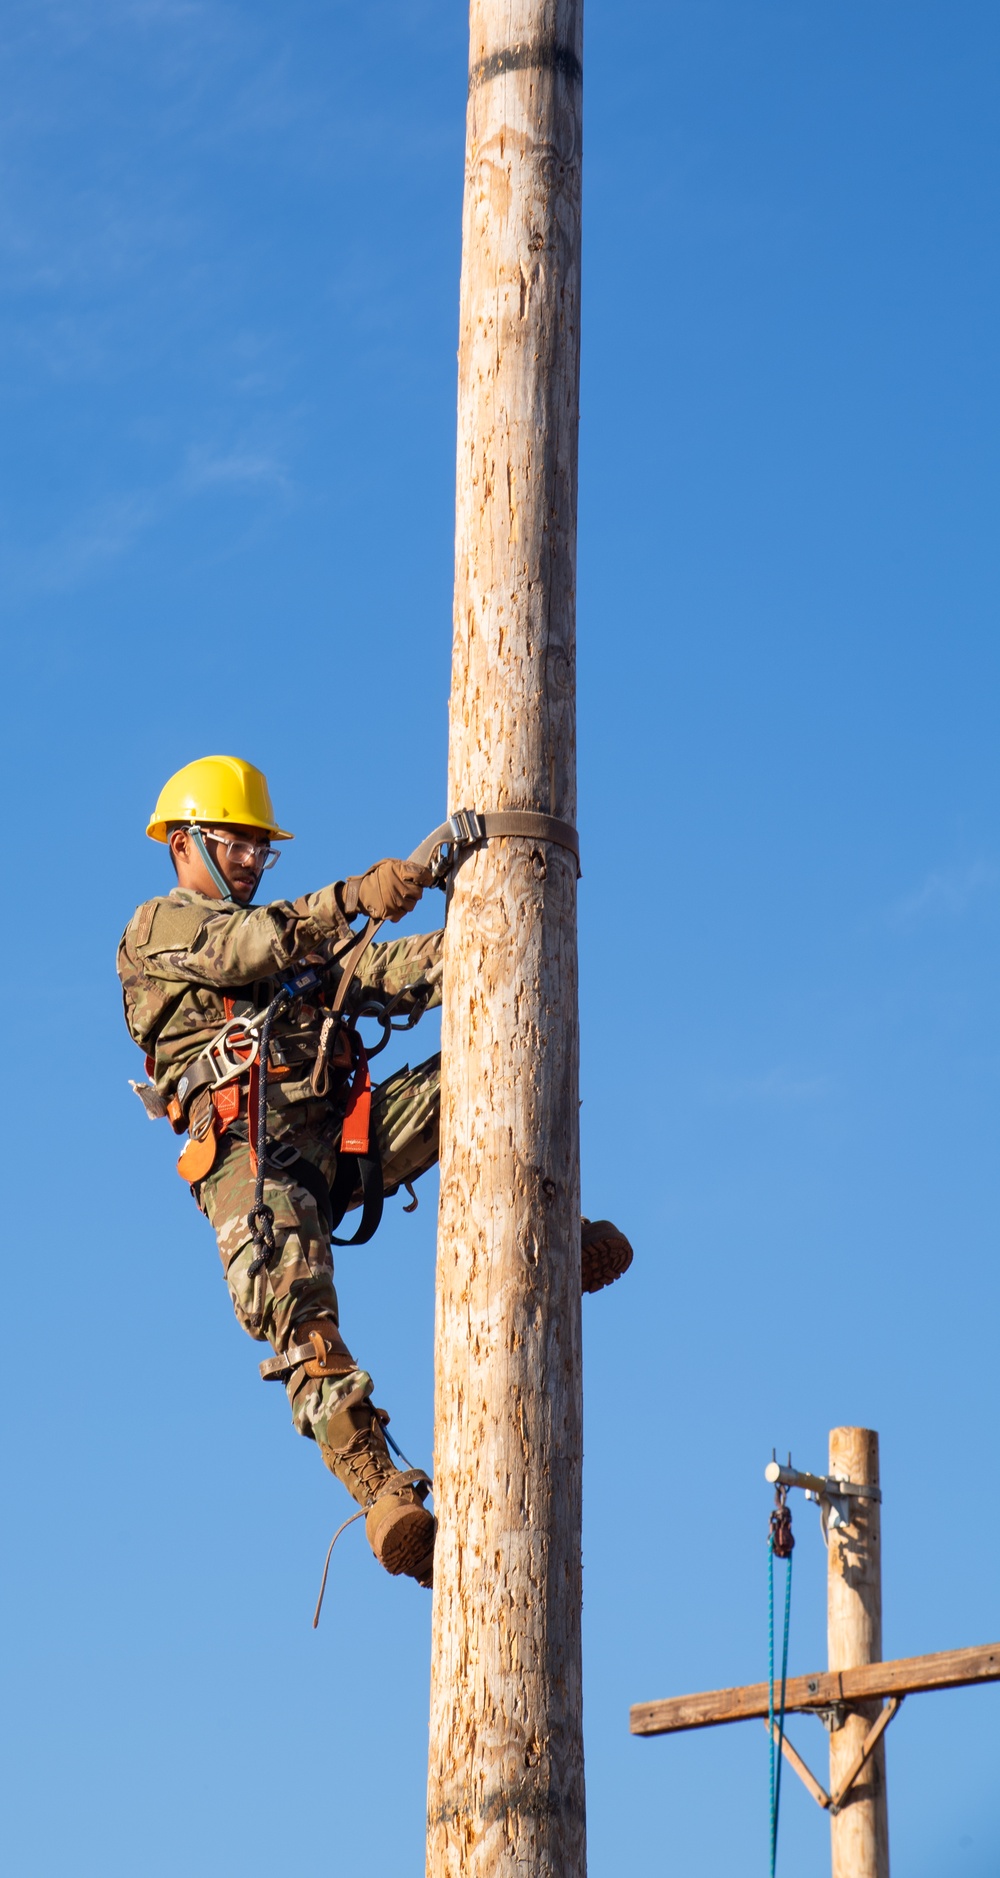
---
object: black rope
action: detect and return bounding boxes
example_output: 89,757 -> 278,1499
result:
246,987 -> 292,1278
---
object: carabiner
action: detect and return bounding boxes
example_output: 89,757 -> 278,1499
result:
352,1000 -> 392,1059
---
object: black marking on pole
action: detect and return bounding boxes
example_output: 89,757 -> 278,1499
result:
427,1781 -> 587,1826
469,39 -> 582,92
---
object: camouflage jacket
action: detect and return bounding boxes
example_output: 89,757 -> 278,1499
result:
117,885 -> 443,1114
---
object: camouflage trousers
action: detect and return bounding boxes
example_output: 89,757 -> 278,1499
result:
195,1053 -> 440,1450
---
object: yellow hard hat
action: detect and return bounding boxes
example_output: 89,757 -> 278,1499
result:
146,755 -> 293,843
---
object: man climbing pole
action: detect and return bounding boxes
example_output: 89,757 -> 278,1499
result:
118,752 -> 633,1589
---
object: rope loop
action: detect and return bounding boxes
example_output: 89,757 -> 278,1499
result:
246,1200 -> 276,1277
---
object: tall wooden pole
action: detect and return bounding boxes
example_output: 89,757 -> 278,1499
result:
426,4 -> 585,1876
828,1427 -> 889,1878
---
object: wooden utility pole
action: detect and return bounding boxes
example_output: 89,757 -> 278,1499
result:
828,1427 -> 889,1878
629,1430 -> 1000,1873
426,4 -> 585,1877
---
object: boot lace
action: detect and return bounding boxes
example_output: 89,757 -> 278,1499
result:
334,1426 -> 397,1507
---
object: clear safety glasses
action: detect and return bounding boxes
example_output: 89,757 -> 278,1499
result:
196,827 -> 281,870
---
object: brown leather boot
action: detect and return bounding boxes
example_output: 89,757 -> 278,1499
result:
581,1218 -> 634,1294
319,1399 -> 435,1588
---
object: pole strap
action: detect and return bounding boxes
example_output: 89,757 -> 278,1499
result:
409,809 -> 581,877
325,808 -> 580,1041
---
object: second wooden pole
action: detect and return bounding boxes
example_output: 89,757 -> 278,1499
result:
827,1426 -> 890,1878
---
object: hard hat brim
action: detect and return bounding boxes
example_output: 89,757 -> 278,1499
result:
147,817 -> 294,844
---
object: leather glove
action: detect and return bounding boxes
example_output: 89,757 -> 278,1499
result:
343,858 -> 433,924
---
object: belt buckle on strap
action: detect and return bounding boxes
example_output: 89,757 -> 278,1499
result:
266,1140 -> 301,1169
447,807 -> 485,846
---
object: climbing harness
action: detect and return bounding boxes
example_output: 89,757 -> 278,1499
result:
134,803 -> 582,1256
767,1484 -> 794,1877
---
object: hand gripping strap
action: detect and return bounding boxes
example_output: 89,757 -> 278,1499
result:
409,809 -> 580,877
325,810 -> 581,1057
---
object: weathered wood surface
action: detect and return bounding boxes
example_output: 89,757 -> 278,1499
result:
426,3 -> 585,1876
827,1427 -> 889,1878
630,1642 -> 1000,1735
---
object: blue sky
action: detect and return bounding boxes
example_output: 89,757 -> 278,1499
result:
2,3 -> 998,1873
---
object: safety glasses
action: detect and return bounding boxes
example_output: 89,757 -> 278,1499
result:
195,827 -> 281,870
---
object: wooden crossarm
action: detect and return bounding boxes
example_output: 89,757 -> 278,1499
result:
630,1642 -> 1000,1737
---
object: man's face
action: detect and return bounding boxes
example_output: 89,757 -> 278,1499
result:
168,824 -> 272,905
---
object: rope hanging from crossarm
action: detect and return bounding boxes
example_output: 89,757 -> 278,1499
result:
768,1487 -> 794,1876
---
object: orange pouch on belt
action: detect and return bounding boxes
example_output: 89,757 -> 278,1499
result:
176,1084 -> 240,1184
177,1127 -> 218,1183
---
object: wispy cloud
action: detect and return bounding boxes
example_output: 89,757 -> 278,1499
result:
12,489 -> 167,591
182,447 -> 289,493
888,861 -> 997,928
704,1067 -> 831,1106
3,436 -> 292,593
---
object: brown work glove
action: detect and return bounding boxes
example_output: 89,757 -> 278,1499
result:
342,858 -> 433,923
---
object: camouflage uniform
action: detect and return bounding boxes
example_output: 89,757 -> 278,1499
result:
117,885 -> 441,1451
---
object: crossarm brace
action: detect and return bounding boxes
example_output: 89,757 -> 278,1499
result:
765,1698 -> 903,1814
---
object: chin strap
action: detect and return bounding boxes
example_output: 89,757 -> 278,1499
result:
189,825 -> 242,904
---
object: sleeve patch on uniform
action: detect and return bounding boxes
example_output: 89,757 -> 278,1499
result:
134,901 -> 156,947
141,898 -> 207,955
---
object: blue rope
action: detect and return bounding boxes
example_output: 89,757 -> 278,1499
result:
768,1536 -> 793,1875
768,1537 -> 775,1861
382,1421 -> 418,1471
